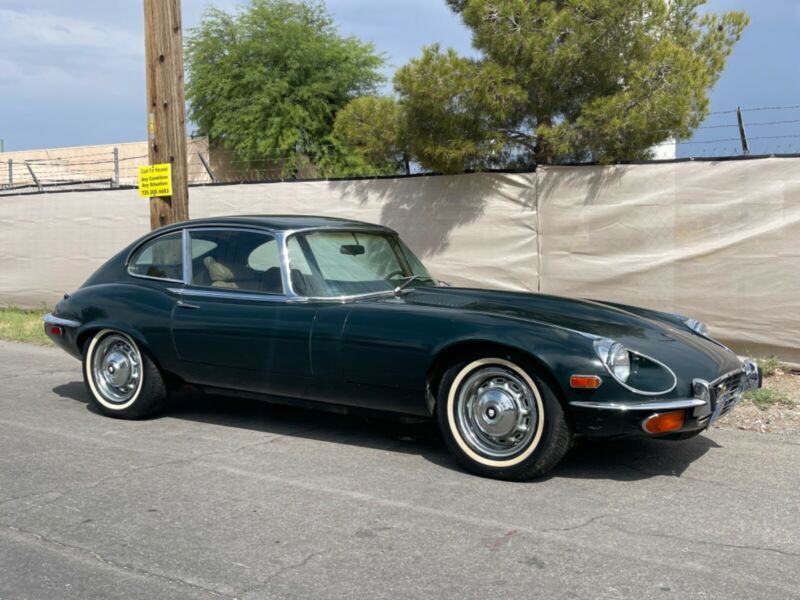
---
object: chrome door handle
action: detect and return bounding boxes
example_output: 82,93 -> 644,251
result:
176,300 -> 200,310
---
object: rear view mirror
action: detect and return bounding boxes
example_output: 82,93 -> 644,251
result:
340,244 -> 366,256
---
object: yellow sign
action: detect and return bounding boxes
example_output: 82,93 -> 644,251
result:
138,163 -> 173,198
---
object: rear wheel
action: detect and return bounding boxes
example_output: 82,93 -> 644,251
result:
83,329 -> 167,419
436,355 -> 571,480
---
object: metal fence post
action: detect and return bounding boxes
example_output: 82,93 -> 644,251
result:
197,152 -> 216,183
113,147 -> 120,188
737,107 -> 750,156
25,161 -> 42,192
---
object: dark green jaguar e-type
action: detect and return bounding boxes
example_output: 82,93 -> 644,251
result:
44,216 -> 761,480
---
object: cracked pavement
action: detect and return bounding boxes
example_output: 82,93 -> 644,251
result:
0,341 -> 798,599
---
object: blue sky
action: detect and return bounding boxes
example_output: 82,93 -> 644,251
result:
1,0 -> 798,158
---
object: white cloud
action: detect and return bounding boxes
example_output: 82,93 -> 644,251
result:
0,8 -> 142,56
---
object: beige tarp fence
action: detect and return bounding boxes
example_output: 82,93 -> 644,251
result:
0,172 -> 538,305
538,159 -> 800,360
0,159 -> 797,359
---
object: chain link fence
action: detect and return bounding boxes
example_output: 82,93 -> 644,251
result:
2,103 -> 800,196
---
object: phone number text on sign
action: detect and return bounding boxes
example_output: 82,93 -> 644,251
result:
138,163 -> 173,198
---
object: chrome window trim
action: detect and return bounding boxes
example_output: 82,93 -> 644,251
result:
276,230 -> 297,299
126,224 -> 422,303
184,226 -> 290,297
128,272 -> 185,285
166,287 -> 298,303
126,229 -> 186,285
181,228 -> 191,284
43,313 -> 81,328
281,228 -> 433,301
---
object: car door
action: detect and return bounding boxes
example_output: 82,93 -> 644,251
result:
170,228 -> 316,397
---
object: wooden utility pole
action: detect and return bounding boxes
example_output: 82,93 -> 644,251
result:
144,0 -> 189,229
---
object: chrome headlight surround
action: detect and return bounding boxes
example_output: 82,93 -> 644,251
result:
593,338 -> 631,383
593,337 -> 677,396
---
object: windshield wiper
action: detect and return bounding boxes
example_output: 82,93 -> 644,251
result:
393,275 -> 434,294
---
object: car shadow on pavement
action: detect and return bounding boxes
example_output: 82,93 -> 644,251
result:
52,382 -> 90,404
52,382 -> 722,481
550,435 -> 722,482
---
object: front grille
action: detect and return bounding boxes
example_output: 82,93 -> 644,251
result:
712,372 -> 745,416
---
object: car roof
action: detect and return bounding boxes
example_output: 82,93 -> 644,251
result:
159,215 -> 396,234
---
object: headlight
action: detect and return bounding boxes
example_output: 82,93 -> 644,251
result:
683,318 -> 709,337
593,338 -> 631,382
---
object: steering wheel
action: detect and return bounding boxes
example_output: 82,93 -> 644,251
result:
384,270 -> 406,281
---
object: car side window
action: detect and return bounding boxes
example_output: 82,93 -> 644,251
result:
188,230 -> 284,295
129,232 -> 184,281
247,240 -> 281,272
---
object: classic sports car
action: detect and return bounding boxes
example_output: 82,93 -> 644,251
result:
45,216 -> 761,480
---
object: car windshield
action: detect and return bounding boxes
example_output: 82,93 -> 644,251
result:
287,231 -> 435,297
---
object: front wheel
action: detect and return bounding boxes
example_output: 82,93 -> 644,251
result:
83,329 -> 167,419
436,356 -> 571,480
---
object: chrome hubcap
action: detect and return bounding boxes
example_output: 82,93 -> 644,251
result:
456,366 -> 537,459
92,334 -> 141,404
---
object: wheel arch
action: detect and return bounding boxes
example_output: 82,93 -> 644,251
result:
77,323 -> 183,390
77,322 -> 149,357
426,339 -> 570,419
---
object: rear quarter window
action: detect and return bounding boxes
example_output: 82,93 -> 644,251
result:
129,232 -> 183,281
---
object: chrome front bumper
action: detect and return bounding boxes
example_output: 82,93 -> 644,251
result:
692,359 -> 761,426
570,359 -> 761,418
569,398 -> 707,411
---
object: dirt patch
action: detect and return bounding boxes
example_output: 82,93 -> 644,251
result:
715,371 -> 800,435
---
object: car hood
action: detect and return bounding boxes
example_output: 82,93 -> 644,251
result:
399,286 -> 741,377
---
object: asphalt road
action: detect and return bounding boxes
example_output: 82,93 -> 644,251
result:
1,341 -> 798,600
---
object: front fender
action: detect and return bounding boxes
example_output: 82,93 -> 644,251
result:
427,318 -> 601,403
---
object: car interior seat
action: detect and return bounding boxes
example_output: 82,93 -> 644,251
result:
203,256 -> 238,289
262,267 -> 283,294
290,269 -> 330,297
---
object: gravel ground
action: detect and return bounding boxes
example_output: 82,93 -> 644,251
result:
717,371 -> 800,434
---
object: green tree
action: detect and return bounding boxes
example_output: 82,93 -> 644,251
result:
393,46 -> 525,173
333,96 -> 411,174
185,0 -> 384,176
342,0 -> 749,172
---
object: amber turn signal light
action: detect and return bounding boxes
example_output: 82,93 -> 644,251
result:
570,375 -> 603,389
642,410 -> 685,434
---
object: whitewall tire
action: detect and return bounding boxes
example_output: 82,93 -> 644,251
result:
437,354 -> 571,480
83,329 -> 167,419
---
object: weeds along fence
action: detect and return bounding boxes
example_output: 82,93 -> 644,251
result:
0,155 -> 798,361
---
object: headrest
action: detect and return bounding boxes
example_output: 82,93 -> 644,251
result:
203,256 -> 234,282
